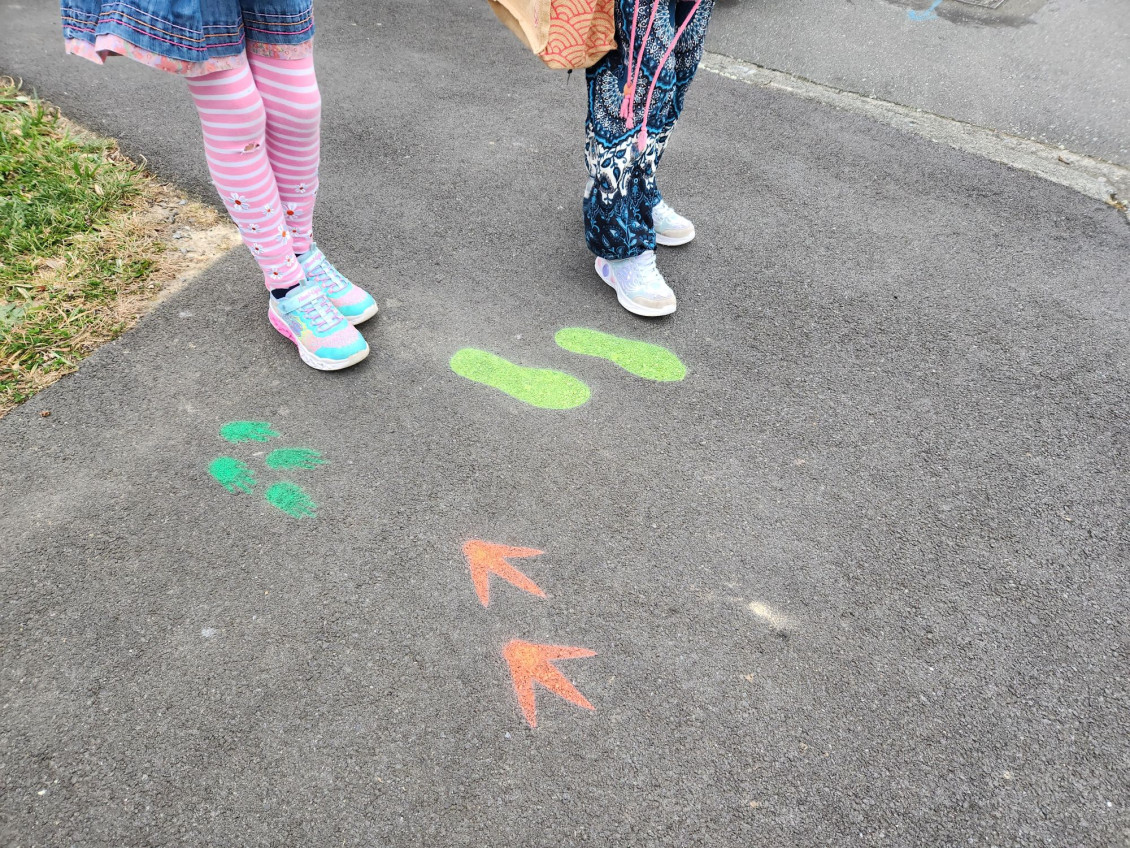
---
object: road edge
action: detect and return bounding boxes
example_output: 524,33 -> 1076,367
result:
701,52 -> 1130,225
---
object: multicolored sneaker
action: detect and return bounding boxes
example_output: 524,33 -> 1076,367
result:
594,250 -> 677,317
267,283 -> 370,371
652,199 -> 695,247
297,244 -> 379,325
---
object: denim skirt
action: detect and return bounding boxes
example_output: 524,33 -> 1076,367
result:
61,1 -> 315,74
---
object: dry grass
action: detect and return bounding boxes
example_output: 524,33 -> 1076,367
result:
0,78 -> 238,417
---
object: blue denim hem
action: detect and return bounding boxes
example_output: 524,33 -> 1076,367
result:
61,1 -> 313,63
240,1 -> 316,45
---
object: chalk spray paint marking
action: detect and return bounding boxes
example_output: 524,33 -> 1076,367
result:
462,540 -> 546,607
209,456 -> 256,493
265,482 -> 317,518
555,328 -> 686,382
907,0 -> 943,20
265,448 -> 325,470
502,639 -> 597,728
210,423 -> 324,518
450,348 -> 591,410
457,542 -> 597,729
220,421 -> 279,443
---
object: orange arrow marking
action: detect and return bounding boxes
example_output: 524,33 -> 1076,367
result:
502,639 -> 597,728
462,540 -> 546,607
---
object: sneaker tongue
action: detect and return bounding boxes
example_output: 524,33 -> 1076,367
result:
298,244 -> 324,271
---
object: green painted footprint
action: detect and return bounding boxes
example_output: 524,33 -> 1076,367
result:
266,448 -> 325,470
265,482 -> 317,518
554,328 -> 686,382
210,423 -> 324,518
450,348 -> 591,410
220,421 -> 279,443
209,457 -> 256,493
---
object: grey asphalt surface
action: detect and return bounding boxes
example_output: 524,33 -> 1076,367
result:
710,0 -> 1130,167
2,1 -> 1129,846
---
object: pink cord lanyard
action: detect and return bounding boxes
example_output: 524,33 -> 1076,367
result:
619,0 -> 706,151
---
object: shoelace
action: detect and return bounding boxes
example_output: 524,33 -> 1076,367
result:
652,201 -> 674,228
294,289 -> 340,333
299,247 -> 348,296
620,252 -> 664,293
310,260 -> 347,295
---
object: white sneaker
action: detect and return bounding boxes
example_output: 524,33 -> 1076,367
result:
594,250 -> 676,317
653,199 -> 695,247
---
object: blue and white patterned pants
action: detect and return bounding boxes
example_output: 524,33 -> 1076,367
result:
584,0 -> 715,260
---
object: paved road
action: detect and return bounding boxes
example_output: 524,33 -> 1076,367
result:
2,2 -> 1128,846
710,0 -> 1130,166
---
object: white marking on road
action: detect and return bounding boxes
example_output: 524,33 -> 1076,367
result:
200,627 -> 219,638
748,601 -> 789,628
701,52 -> 1130,222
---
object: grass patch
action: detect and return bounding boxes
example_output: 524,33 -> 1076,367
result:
0,78 -> 237,417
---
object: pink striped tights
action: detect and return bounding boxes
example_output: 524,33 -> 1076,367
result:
186,53 -> 321,295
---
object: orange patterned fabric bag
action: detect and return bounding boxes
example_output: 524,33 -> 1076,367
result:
488,0 -> 616,70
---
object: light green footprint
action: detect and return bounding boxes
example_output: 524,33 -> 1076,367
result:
450,348 -> 591,410
554,328 -> 686,382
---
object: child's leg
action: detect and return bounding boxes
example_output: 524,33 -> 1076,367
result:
647,0 -> 715,199
584,0 -> 681,260
246,52 -> 320,255
245,50 -> 379,326
186,65 -> 304,295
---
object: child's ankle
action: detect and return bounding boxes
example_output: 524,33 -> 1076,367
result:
270,283 -> 301,300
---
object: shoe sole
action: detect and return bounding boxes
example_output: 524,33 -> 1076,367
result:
268,307 -> 370,371
655,227 -> 695,247
343,301 -> 379,326
595,258 -> 677,318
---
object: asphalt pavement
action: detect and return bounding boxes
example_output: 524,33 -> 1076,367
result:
1,1 -> 1128,846
711,0 -> 1130,166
